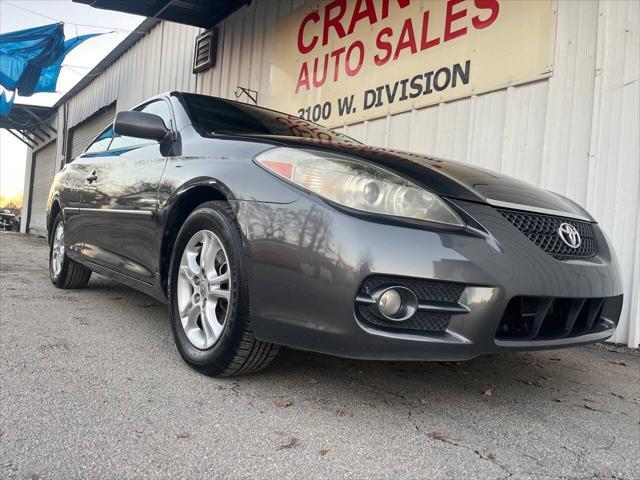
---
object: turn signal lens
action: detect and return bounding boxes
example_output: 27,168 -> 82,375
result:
259,160 -> 293,179
255,147 -> 464,226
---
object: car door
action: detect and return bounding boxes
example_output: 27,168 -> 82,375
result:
62,125 -> 115,256
78,99 -> 175,283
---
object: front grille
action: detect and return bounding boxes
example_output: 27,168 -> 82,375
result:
497,208 -> 597,259
496,295 -> 623,341
356,275 -> 465,333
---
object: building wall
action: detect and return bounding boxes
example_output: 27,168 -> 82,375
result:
20,110 -> 59,235
31,0 -> 639,345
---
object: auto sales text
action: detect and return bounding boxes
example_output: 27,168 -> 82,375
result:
294,0 -> 499,94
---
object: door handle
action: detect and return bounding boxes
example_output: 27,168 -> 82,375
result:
86,172 -> 97,183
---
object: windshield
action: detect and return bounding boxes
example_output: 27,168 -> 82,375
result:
181,93 -> 360,145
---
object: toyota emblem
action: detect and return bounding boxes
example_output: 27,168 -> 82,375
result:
558,223 -> 581,249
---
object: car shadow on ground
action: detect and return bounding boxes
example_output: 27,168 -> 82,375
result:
266,345 -> 596,403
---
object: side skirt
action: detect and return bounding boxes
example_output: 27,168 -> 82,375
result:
69,251 -> 168,304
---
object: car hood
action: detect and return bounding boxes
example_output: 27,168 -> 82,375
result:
245,135 -> 593,222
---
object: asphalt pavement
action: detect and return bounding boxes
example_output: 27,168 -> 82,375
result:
1,231 -> 638,479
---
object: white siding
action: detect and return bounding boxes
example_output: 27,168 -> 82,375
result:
196,0 -> 303,103
586,0 -> 639,346
63,1 -> 306,129
46,0 -> 639,346
66,22 -> 199,126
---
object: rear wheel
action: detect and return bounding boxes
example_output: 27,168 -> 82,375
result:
168,201 -> 279,377
49,213 -> 92,289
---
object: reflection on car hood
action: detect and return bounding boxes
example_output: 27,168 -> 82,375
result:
244,135 -> 593,222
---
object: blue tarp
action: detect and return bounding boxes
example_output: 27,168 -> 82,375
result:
0,90 -> 15,116
0,23 -> 64,95
0,23 -> 100,100
33,34 -> 99,94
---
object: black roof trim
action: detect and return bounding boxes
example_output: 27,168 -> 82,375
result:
73,0 -> 250,30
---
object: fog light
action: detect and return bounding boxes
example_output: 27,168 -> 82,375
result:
375,286 -> 418,321
378,289 -> 402,317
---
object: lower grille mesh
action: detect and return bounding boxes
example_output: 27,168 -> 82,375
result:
360,276 -> 464,303
497,208 -> 597,259
496,295 -> 622,341
357,275 -> 465,333
358,306 -> 451,332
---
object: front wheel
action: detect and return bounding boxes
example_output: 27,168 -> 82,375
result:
49,213 -> 92,288
168,201 -> 279,377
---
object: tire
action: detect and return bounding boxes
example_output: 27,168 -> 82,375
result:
168,201 -> 279,377
49,212 -> 92,289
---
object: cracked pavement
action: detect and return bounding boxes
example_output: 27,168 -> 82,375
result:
1,232 -> 639,479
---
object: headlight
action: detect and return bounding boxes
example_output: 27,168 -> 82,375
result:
255,147 -> 464,226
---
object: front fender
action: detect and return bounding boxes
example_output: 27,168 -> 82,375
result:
159,142 -> 302,206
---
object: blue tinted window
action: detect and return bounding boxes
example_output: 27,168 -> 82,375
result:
85,127 -> 114,153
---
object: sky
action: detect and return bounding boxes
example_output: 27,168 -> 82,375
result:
0,0 -> 144,208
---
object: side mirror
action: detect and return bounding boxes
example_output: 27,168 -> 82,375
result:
113,111 -> 169,141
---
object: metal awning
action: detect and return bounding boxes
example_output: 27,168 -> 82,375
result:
73,0 -> 251,29
0,104 -> 56,149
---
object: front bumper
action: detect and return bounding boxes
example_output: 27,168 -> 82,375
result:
234,197 -> 624,361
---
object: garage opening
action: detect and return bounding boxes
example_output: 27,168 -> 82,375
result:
27,141 -> 57,236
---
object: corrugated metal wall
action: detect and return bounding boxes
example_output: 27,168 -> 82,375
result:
56,0 -> 639,346
590,0 -> 639,346
63,1 -> 313,129
66,21 -> 198,127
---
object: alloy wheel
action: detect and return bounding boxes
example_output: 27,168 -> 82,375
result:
51,222 -> 65,278
177,229 -> 231,349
